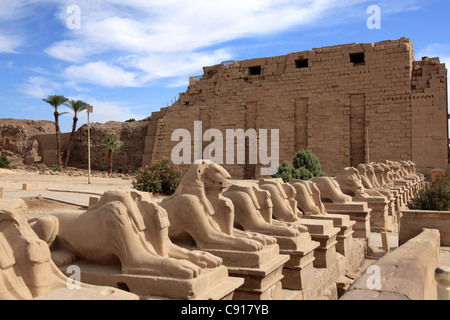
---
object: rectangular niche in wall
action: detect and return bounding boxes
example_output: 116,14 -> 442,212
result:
248,66 -> 262,75
350,52 -> 365,66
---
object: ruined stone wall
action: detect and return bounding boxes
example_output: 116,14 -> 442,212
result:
69,121 -> 148,173
142,38 -> 448,178
411,58 -> 448,172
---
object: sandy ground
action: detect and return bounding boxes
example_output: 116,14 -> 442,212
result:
0,168 -> 169,220
1,169 -> 134,219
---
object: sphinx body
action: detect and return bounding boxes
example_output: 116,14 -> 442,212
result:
311,176 -> 353,204
161,160 -> 266,252
334,167 -> 388,203
258,178 -> 309,233
32,191 -> 222,280
0,198 -> 138,300
357,164 -> 395,199
290,180 -> 327,216
223,183 -> 301,238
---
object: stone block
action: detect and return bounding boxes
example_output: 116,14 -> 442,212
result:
400,210 -> 450,246
59,262 -> 242,300
25,156 -> 42,165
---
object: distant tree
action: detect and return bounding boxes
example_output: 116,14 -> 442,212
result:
42,95 -> 69,168
125,118 -> 136,123
102,135 -> 119,174
0,155 -> 11,169
64,99 -> 88,169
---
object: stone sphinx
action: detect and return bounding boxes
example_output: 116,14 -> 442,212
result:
304,174 -> 372,240
334,167 -> 387,202
370,162 -> 391,188
311,176 -> 353,204
223,183 -> 301,239
161,160 -> 272,252
258,178 -> 343,268
334,167 -> 400,232
258,178 -> 304,225
357,164 -> 396,199
162,161 -> 289,300
401,161 -> 424,184
290,180 -> 326,216
31,190 -> 244,300
32,190 -> 221,280
0,198 -> 138,300
224,181 -> 319,294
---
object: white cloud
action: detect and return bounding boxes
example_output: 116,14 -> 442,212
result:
0,0 -> 38,20
45,40 -> 92,63
10,0 -> 424,89
0,33 -> 21,53
64,62 -> 141,87
42,0 -> 374,88
17,76 -> 62,98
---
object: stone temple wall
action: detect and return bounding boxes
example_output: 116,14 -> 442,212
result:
142,38 -> 448,178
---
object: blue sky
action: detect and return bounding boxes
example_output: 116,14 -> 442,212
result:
0,0 -> 449,133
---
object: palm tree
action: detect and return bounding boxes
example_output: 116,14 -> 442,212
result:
42,95 -> 69,168
63,99 -> 88,169
102,135 -> 119,174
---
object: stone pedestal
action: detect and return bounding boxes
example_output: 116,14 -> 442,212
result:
353,197 -> 391,232
323,202 -> 372,241
299,219 -> 339,268
203,244 -> 289,300
58,260 -> 243,300
306,214 -> 356,257
273,234 -> 319,292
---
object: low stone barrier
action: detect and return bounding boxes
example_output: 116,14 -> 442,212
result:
400,210 -> 450,246
341,229 -> 440,300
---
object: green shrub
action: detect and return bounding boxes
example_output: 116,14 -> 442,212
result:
272,161 -> 315,182
133,157 -> 184,195
296,167 -> 315,180
292,150 -> 324,177
273,161 -> 296,182
0,155 -> 11,169
407,171 -> 450,211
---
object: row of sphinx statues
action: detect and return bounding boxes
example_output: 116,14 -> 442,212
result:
0,159 -> 423,299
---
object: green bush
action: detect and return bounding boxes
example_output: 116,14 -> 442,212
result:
292,150 -> 324,177
273,161 -> 296,182
296,167 -> 315,180
273,150 -> 325,182
407,171 -> 450,211
0,155 -> 11,169
272,161 -> 315,182
133,157 -> 184,195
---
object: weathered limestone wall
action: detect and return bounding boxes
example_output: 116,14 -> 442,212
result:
400,210 -> 450,246
341,228 -> 440,300
142,38 -> 448,178
411,58 -> 449,172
